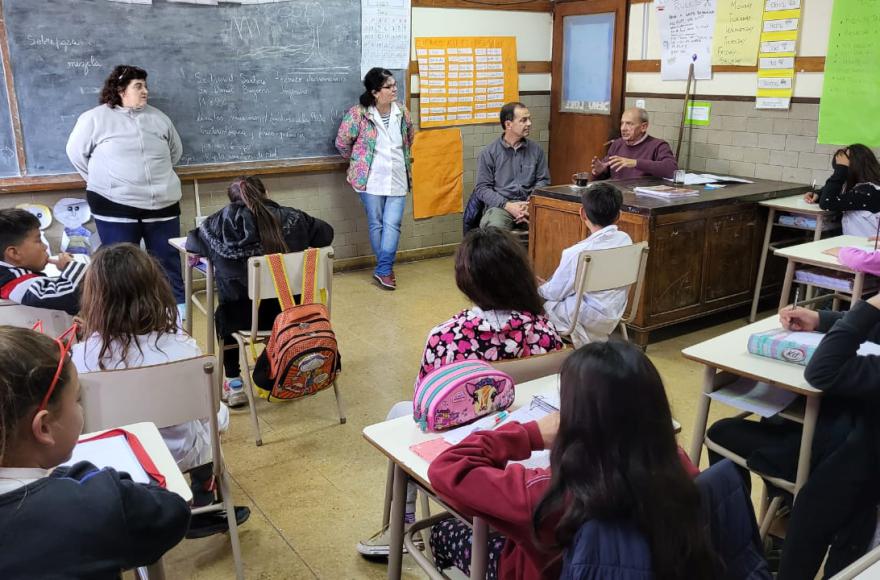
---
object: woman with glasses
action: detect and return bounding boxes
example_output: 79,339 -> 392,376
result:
66,64 -> 186,317
335,68 -> 414,290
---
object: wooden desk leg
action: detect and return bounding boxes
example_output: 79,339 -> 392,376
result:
387,464 -> 408,580
183,260 -> 193,336
470,517 -> 488,580
205,259 -> 215,356
689,365 -> 716,466
750,208 -> 776,323
852,273 -> 865,305
813,215 -> 824,242
778,259 -> 796,311
794,396 -> 821,497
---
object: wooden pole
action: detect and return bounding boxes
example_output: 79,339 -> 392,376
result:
675,61 -> 695,165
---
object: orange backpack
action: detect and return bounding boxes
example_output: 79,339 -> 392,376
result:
253,250 -> 339,402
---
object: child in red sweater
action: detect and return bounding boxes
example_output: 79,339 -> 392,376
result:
427,341 -> 712,579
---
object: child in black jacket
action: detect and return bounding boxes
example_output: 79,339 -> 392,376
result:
0,325 -> 189,578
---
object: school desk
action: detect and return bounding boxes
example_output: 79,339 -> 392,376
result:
750,195 -> 839,322
682,314 -> 822,536
774,234 -> 876,311
168,236 -> 215,354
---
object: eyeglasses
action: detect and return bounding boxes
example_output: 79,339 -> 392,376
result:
33,322 -> 78,413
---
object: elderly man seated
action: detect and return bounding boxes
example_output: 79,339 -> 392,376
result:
591,107 -> 678,181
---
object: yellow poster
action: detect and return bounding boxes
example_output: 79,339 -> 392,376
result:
755,4 -> 801,109
415,37 -> 519,129
412,129 -> 463,219
712,0 -> 765,66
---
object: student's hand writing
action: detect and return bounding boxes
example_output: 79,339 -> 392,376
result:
779,306 -> 819,332
803,192 -> 819,204
591,156 -> 608,176
49,252 -> 73,271
536,412 -> 559,449
608,156 -> 637,172
822,247 -> 842,258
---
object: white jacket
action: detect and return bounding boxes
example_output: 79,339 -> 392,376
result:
71,331 -> 228,472
539,225 -> 633,347
66,104 -> 183,210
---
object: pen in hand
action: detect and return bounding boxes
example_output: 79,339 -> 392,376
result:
792,287 -> 800,311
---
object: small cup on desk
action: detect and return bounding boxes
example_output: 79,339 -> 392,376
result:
572,172 -> 590,188
673,169 -> 686,185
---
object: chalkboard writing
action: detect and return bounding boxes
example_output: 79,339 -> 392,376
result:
3,0 -> 368,176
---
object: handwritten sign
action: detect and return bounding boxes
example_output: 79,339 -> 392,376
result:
765,0 -> 800,10
712,0 -> 763,66
656,0 -> 718,81
818,0 -> 880,145
361,0 -> 411,78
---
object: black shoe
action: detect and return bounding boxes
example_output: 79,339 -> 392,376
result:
186,506 -> 251,539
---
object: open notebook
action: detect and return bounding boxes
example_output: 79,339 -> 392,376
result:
61,429 -> 165,487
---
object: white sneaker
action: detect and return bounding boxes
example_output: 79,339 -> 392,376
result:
223,378 -> 248,408
356,524 -> 424,558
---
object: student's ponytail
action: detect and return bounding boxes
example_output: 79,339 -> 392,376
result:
227,176 -> 288,255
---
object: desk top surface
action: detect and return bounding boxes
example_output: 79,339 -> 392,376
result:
759,194 -> 832,214
362,375 -> 559,489
535,177 -> 807,216
681,315 -> 819,395
773,234 -> 876,270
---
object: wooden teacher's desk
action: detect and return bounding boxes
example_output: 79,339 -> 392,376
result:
530,178 -> 807,346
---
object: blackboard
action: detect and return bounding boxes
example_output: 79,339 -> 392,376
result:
0,66 -> 18,178
2,0 -> 405,178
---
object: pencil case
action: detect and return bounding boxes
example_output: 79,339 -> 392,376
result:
413,361 -> 515,432
747,329 -> 819,366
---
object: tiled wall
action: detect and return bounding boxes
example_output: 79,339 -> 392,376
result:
625,96 -> 855,187
1,94 -> 551,265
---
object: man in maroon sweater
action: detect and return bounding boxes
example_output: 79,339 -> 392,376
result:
591,107 -> 678,180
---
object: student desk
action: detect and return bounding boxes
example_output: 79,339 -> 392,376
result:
362,374 -> 559,580
774,234 -> 876,311
749,195 -> 839,322
74,421 -> 190,580
834,544 -> 880,579
168,236 -> 215,354
530,178 -> 807,346
683,315 -> 822,500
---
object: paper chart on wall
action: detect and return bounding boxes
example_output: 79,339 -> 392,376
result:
415,36 -> 519,128
655,0 -> 718,81
755,1 -> 801,110
360,0 -> 411,78
712,0 -> 764,66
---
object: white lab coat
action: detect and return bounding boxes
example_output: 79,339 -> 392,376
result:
539,225 -> 633,347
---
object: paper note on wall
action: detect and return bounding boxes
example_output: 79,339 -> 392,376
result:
415,37 -> 518,128
755,1 -> 801,110
361,0 -> 412,78
656,0 -> 718,81
412,128 -> 463,219
818,0 -> 880,146
712,0 -> 764,66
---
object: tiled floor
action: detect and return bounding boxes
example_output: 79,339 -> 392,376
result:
164,255 -> 768,579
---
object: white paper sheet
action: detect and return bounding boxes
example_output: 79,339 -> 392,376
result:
707,379 -> 798,418
360,0 -> 411,78
656,0 -> 718,81
62,434 -> 151,484
441,402 -> 551,445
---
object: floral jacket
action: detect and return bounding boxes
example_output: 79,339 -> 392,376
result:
334,102 -> 415,192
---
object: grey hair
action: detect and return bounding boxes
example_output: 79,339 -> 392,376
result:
635,108 -> 649,123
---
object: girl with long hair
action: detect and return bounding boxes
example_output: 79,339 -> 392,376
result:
185,175 -> 333,407
806,144 -> 880,236
72,243 -> 248,537
427,341 -> 717,579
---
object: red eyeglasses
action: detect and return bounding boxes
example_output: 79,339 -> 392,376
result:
32,321 -> 78,413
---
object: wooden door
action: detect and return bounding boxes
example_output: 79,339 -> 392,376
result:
549,0 -> 628,185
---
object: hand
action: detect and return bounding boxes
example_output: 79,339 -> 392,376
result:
868,293 -> 880,310
803,191 -> 819,204
608,156 -> 637,172
504,201 -> 529,222
779,306 -> 820,332
536,413 -> 559,449
187,254 -> 202,268
536,275 -> 546,285
49,252 -> 73,271
591,156 -> 608,176
822,247 -> 841,258
834,150 -> 850,167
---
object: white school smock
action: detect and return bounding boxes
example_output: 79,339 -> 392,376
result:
364,103 -> 408,197
539,225 -> 633,347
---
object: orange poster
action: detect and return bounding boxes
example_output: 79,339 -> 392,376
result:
415,37 -> 519,129
412,128 -> 463,219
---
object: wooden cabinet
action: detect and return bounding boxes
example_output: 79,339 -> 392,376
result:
530,178 -> 804,346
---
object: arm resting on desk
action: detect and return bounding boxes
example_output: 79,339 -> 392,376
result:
838,247 -> 880,277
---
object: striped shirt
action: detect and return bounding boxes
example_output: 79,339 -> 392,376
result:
0,258 -> 88,315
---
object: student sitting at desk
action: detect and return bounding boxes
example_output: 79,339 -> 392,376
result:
804,144 -> 880,237
707,298 -> 880,579
539,183 -> 632,347
0,325 -> 190,577
590,108 -> 678,181
0,208 -> 88,316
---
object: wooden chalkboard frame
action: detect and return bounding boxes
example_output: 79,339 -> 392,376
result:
0,0 -> 412,193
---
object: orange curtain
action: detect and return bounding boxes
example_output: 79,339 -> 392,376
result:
412,128 -> 463,219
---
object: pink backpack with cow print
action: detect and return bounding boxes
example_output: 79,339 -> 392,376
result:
413,360 -> 515,432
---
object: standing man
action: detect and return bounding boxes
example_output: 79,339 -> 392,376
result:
591,107 -> 678,181
464,102 -> 550,232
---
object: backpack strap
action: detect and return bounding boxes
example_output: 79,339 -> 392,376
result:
300,248 -> 319,305
266,254 -> 297,311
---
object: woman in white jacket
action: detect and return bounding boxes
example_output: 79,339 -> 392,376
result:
66,64 -> 185,313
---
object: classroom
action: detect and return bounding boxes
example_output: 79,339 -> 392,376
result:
0,0 -> 878,578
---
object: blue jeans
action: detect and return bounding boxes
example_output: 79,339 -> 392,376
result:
94,217 -> 185,304
358,192 -> 405,276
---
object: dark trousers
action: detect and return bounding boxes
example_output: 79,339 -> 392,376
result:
216,299 -> 282,378
94,217 -> 185,304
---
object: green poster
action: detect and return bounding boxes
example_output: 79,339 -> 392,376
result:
818,0 -> 880,146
